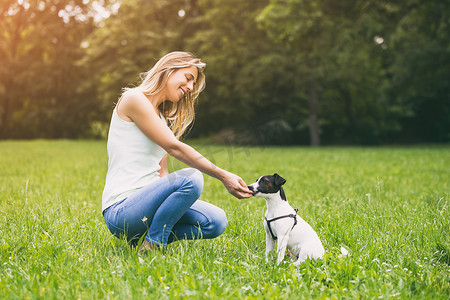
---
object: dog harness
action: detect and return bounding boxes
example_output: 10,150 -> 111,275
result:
265,208 -> 299,241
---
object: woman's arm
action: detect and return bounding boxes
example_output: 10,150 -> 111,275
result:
164,140 -> 251,198
119,90 -> 252,199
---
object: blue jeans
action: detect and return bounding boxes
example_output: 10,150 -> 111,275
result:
103,168 -> 227,247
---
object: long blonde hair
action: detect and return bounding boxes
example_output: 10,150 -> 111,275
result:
127,51 -> 206,139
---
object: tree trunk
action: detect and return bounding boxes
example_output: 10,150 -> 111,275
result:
0,6 -> 24,139
338,84 -> 357,142
308,79 -> 320,146
0,79 -> 12,139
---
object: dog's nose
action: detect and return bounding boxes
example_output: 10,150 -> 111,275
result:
248,185 -> 254,191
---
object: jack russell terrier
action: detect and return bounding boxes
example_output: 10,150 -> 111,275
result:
248,173 -> 325,265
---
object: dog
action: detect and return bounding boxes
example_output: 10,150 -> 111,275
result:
248,173 -> 325,265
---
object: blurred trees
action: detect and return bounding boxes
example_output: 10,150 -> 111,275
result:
0,0 -> 97,138
80,0 -> 203,125
384,0 -> 450,142
256,0 -> 449,144
190,0 -> 301,144
0,0 -> 448,144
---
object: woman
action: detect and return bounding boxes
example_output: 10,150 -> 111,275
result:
102,51 -> 252,252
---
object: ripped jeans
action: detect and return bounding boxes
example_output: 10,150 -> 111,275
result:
103,168 -> 228,247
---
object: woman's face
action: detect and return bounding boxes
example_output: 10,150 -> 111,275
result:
165,66 -> 198,103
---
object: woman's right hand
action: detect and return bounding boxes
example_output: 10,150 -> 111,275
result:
220,171 -> 253,199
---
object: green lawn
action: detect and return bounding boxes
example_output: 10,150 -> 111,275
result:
0,140 -> 448,299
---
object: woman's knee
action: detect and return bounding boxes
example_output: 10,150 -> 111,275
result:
208,207 -> 228,238
180,168 -> 204,198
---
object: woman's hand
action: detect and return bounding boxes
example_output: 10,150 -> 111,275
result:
220,171 -> 253,199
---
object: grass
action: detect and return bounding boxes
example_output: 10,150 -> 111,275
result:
0,140 -> 448,299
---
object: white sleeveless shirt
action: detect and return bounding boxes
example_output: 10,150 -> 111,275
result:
102,108 -> 167,212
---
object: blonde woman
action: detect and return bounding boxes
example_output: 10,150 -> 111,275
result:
102,52 -> 252,252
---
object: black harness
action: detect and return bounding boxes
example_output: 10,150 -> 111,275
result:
265,208 -> 299,240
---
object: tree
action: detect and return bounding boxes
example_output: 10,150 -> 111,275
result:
385,0 -> 450,142
256,0 -> 334,146
0,0 -> 95,138
257,0 -> 431,145
187,0 -> 305,144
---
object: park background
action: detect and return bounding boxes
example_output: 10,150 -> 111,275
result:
0,0 -> 449,145
1,1 -> 449,299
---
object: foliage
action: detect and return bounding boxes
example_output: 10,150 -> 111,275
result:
188,0 -> 302,140
0,0 -> 97,138
385,0 -> 450,142
0,140 -> 449,298
0,0 -> 448,144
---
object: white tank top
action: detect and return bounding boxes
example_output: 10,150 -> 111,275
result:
102,108 -> 167,212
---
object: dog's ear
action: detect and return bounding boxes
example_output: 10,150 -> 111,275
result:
273,173 -> 286,186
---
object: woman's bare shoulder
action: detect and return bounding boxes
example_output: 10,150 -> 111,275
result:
121,88 -> 147,103
116,89 -> 152,121
119,89 -> 153,112
119,88 -> 159,120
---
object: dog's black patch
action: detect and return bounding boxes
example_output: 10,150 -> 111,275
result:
274,173 -> 286,186
254,173 -> 287,200
279,186 -> 287,201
